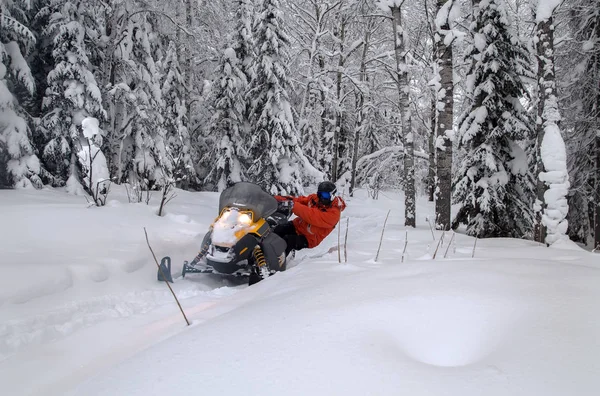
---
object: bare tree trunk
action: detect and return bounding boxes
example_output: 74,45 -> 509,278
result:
350,28 -> 371,196
434,0 -> 454,231
350,93 -> 362,196
391,5 -> 416,227
594,128 -> 600,250
331,21 -> 346,182
428,95 -> 436,202
534,16 -> 555,244
318,54 -> 332,177
594,14 -> 600,251
297,1 -> 323,122
185,0 -> 194,128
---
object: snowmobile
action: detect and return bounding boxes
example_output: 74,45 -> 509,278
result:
157,182 -> 291,285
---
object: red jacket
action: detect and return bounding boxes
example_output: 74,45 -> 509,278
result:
275,194 -> 347,248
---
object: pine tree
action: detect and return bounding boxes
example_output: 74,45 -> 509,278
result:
35,0 -> 106,193
0,0 -> 42,188
247,0 -> 305,195
232,0 -> 256,89
452,0 -> 535,238
210,46 -> 249,191
161,40 -> 196,188
205,0 -> 256,191
107,12 -> 169,189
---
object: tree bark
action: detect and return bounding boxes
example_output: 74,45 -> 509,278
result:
185,0 -> 194,127
594,128 -> 600,250
391,5 -> 415,227
434,0 -> 453,231
534,16 -> 555,244
331,20 -> 346,182
318,54 -> 332,177
594,13 -> 600,251
350,28 -> 371,196
428,95 -> 436,202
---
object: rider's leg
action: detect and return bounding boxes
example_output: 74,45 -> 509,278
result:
273,221 -> 296,239
282,233 -> 309,256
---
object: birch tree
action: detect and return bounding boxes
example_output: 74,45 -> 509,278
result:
385,0 -> 416,227
433,0 -> 458,230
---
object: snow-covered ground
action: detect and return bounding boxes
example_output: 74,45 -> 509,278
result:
1,186 -> 599,395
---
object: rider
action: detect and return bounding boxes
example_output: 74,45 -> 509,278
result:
274,181 -> 347,256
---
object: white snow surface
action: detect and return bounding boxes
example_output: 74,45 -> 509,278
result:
374,0 -> 404,12
1,187 -> 599,395
536,0 -> 562,23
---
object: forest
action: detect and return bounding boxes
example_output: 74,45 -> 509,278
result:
0,0 -> 598,249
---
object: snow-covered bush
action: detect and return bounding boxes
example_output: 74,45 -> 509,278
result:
79,117 -> 111,206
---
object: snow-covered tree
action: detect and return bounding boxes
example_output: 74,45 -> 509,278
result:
204,0 -> 257,191
160,40 -> 196,188
232,0 -> 256,89
558,0 -> 599,250
534,0 -> 569,245
35,0 -> 107,193
452,0 -> 535,238
378,0 -> 416,227
247,0 -> 306,195
105,11 -> 169,189
433,0 -> 459,230
288,0 -> 338,176
209,46 -> 250,191
0,0 -> 42,188
539,124 -> 570,245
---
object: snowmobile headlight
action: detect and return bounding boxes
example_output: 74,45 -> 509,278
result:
238,213 -> 252,225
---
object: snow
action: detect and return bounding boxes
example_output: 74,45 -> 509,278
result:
582,40 -> 594,52
474,33 -> 487,52
4,41 -> 35,94
536,0 -> 562,23
539,123 -> 570,245
374,0 -> 404,12
508,139 -> 528,175
1,187 -> 599,395
81,116 -> 101,139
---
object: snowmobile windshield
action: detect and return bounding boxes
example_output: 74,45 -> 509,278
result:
218,182 -> 278,219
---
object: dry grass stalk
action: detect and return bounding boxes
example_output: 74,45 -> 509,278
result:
432,231 -> 445,259
144,227 -> 190,326
375,210 -> 391,262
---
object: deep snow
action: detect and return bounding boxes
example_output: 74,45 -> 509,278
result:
1,186 -> 599,395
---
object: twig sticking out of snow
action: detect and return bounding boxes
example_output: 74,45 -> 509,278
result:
472,237 -> 478,258
375,210 -> 391,262
344,218 -> 349,263
426,216 -> 436,241
158,182 -> 177,217
144,228 -> 190,326
444,232 -> 456,258
338,217 -> 342,264
432,231 -> 445,259
401,231 -> 408,263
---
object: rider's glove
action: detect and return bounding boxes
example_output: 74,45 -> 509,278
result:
278,199 -> 294,213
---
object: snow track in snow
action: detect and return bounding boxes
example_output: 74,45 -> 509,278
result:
0,280 -> 240,361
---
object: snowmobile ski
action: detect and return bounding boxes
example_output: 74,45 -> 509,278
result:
157,256 -> 174,283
